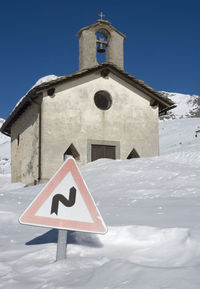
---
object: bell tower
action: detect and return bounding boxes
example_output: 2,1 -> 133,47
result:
77,16 -> 126,71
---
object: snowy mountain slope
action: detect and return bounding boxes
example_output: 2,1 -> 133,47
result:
161,91 -> 200,119
0,119 -> 9,146
31,75 -> 59,89
1,118 -> 200,288
0,119 -> 10,174
160,118 -> 200,154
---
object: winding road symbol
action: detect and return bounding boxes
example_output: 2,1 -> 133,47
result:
50,186 -> 77,215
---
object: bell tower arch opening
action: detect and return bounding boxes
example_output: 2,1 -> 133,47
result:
96,31 -> 108,64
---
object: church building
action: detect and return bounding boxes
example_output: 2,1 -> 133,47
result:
1,18 -> 174,185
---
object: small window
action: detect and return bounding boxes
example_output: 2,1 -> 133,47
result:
94,90 -> 112,110
63,144 -> 80,161
17,134 -> 20,146
47,87 -> 55,96
127,149 -> 140,159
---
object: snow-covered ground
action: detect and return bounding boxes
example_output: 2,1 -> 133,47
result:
1,118 -> 200,289
160,118 -> 200,154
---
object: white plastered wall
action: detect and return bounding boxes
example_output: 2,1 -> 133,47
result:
11,103 -> 40,184
40,72 -> 159,181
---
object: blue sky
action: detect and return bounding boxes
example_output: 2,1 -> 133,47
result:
0,0 -> 199,119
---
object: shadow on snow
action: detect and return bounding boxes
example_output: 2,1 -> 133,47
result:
25,229 -> 103,248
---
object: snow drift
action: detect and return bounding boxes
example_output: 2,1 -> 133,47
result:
1,117 -> 200,288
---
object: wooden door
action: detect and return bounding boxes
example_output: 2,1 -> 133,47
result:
91,145 -> 116,161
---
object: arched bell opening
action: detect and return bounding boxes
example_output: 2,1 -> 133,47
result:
96,29 -> 109,64
63,144 -> 80,161
127,149 -> 140,159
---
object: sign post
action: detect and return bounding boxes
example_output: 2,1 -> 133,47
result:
19,156 -> 107,261
56,229 -> 68,261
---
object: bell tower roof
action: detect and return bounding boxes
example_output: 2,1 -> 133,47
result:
77,19 -> 126,39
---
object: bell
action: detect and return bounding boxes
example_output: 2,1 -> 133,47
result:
97,42 -> 106,53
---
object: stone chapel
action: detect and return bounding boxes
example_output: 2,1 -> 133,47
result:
1,18 -> 174,185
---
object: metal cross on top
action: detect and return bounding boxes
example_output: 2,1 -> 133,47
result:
98,12 -> 105,20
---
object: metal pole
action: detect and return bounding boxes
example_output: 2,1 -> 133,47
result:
56,229 -> 68,261
56,155 -> 71,261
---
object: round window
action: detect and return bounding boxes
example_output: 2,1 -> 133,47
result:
94,90 -> 112,110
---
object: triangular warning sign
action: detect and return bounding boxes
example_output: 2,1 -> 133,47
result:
19,157 -> 107,234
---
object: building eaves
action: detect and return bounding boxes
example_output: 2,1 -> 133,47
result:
1,63 -> 175,136
32,63 -> 174,107
105,64 -> 174,107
